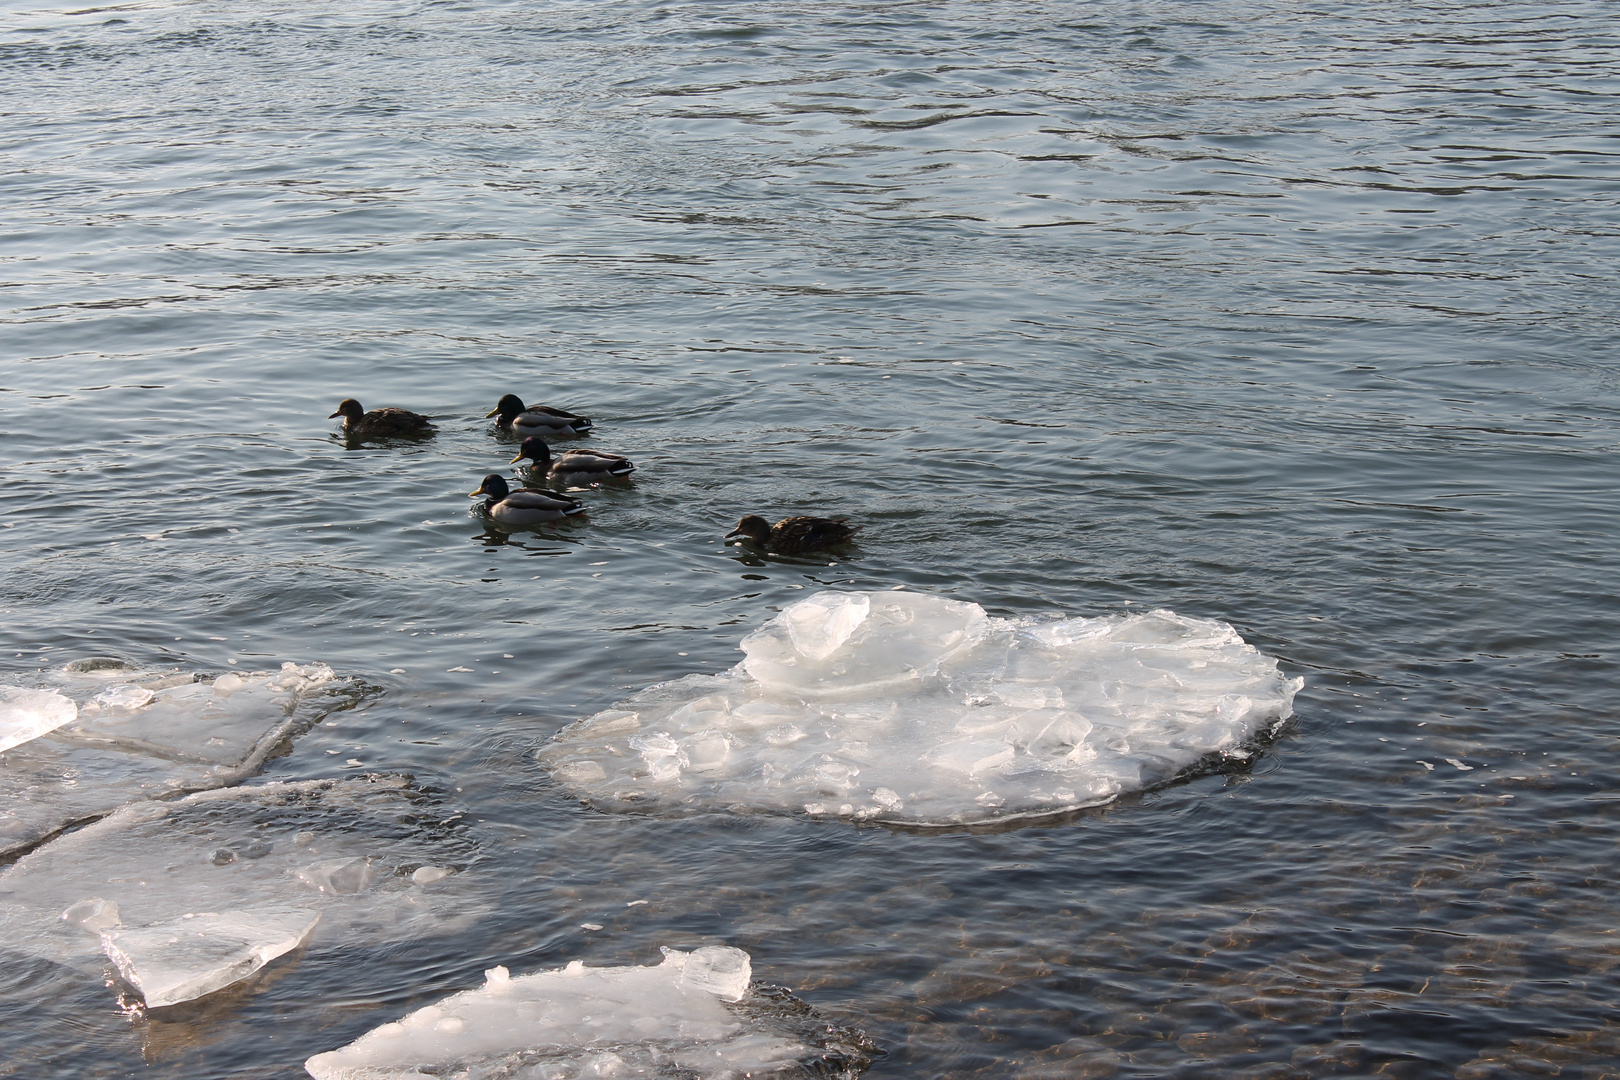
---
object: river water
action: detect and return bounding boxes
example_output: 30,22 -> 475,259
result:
3,0 -> 1619,1076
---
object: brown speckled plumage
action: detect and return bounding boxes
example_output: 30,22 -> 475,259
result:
725,515 -> 860,554
329,398 -> 436,438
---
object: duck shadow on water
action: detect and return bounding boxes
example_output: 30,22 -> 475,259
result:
724,543 -> 861,570
331,431 -> 437,453
472,524 -> 587,553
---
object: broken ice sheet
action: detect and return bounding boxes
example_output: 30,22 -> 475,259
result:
539,591 -> 1303,827
305,945 -> 875,1080
0,776 -> 483,1001
0,660 -> 357,859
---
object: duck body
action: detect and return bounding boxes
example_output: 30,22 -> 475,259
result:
330,398 -> 436,438
469,474 -> 586,524
511,436 -> 634,487
726,514 -> 860,554
486,394 -> 592,438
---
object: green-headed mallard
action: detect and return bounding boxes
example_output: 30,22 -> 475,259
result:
468,474 -> 586,524
486,394 -> 592,437
329,398 -> 436,438
511,436 -> 634,487
725,515 -> 860,554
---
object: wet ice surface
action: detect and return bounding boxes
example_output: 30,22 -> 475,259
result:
0,685 -> 77,753
0,661 -> 355,858
305,946 -> 871,1080
541,592 -> 1301,825
0,776 -> 481,1007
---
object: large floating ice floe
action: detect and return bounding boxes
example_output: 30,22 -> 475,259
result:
540,591 -> 1302,826
0,776 -> 481,1008
306,945 -> 874,1080
0,659 -> 352,858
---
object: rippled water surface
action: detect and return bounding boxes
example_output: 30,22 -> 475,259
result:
4,0 -> 1620,1075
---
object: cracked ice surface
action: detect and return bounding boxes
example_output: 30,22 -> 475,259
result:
0,776 -> 481,1006
540,591 -> 1302,826
0,660 -> 353,858
305,946 -> 842,1080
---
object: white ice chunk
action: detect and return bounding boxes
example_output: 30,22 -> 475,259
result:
0,685 -> 77,753
740,591 -> 989,699
304,946 -> 794,1080
783,591 -> 869,660
101,906 -> 319,1008
542,591 -> 1302,826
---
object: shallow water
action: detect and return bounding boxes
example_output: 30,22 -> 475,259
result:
3,0 -> 1619,1076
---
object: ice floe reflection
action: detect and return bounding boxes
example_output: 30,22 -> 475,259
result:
541,591 -> 1302,826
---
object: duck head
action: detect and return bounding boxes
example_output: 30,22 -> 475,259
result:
510,437 -> 553,468
469,473 -> 512,501
725,515 -> 772,542
329,399 -> 365,423
485,394 -> 527,424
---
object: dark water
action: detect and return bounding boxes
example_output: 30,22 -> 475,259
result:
3,0 -> 1619,1075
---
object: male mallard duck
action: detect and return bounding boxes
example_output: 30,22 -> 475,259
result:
486,394 -> 592,437
329,398 -> 436,438
468,474 -> 586,524
511,436 -> 634,487
725,515 -> 860,554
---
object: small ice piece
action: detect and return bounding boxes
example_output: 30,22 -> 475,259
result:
784,592 -> 870,660
297,857 -> 375,895
304,946 -> 783,1080
669,944 -> 752,1001
1445,757 -> 1475,771
741,591 -> 989,698
0,685 -> 78,753
629,732 -> 686,783
411,866 -> 454,885
996,684 -> 1064,709
683,731 -> 731,773
91,685 -> 155,711
554,760 -> 608,785
926,739 -> 1015,777
62,897 -> 121,934
101,906 -> 319,1008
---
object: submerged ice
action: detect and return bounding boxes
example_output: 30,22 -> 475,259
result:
541,591 -> 1302,826
306,946 -> 834,1080
0,776 -> 480,1008
0,660 -> 348,858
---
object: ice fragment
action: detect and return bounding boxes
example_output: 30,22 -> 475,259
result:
298,857 -> 375,895
102,906 -> 319,1008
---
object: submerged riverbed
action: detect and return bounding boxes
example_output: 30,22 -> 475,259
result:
3,0 -> 1619,1076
